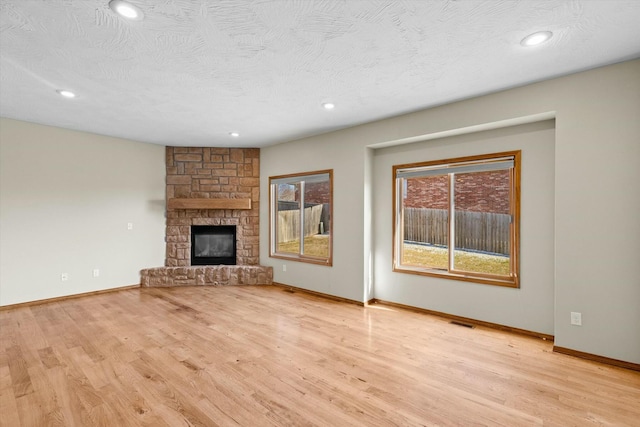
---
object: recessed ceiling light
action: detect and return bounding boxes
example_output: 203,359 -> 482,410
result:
322,102 -> 335,110
109,0 -> 144,20
521,31 -> 553,47
229,132 -> 240,137
56,90 -> 76,98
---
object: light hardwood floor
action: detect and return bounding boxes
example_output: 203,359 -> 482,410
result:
1,285 -> 639,426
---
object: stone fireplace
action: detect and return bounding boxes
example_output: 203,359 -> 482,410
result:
164,147 -> 259,266
140,147 -> 272,287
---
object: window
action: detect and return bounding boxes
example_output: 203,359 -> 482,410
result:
270,170 -> 332,265
393,151 -> 520,287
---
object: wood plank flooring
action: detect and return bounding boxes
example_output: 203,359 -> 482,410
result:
1,285 -> 639,426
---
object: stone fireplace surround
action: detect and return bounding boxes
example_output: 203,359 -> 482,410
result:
140,147 -> 273,287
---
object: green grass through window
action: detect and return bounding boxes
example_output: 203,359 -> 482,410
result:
277,235 -> 330,258
402,243 -> 510,276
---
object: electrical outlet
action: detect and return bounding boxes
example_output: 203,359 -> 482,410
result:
282,264 -> 287,272
570,312 -> 582,326
127,222 -> 133,230
93,269 -> 100,278
61,273 -> 69,281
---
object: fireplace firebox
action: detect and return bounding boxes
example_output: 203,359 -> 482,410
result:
191,225 -> 236,265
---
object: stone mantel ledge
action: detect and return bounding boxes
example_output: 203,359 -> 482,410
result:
140,266 -> 273,287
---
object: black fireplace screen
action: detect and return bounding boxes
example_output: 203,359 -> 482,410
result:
191,225 -> 236,265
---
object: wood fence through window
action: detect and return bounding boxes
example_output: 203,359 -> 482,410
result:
277,205 -> 324,243
403,208 -> 510,255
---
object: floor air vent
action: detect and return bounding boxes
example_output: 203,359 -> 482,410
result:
450,321 -> 475,329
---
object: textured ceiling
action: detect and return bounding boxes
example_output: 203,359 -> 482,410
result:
1,0 -> 639,148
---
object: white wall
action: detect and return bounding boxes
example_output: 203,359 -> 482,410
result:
261,59 -> 640,364
0,118 -> 166,306
260,128 -> 367,302
373,120 -> 555,334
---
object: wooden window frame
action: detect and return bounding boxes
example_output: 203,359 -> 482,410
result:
393,151 -> 520,288
269,170 -> 333,266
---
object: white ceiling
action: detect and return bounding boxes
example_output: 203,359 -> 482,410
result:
1,0 -> 639,148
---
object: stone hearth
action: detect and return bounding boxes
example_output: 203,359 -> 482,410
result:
140,266 -> 272,287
